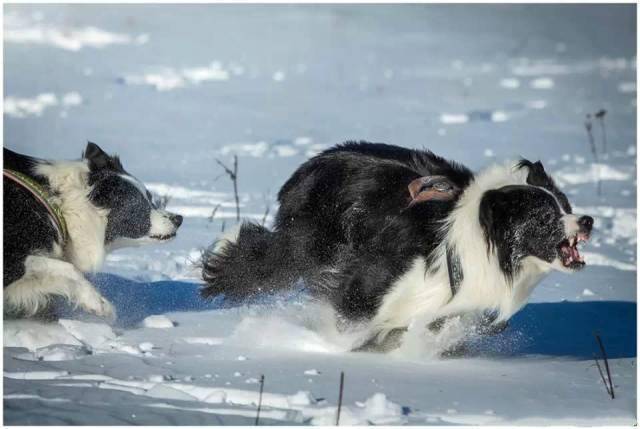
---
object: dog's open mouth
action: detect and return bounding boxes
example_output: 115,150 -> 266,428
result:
558,233 -> 589,269
150,232 -> 177,241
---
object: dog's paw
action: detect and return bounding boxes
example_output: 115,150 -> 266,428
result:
77,290 -> 116,320
96,296 -> 116,321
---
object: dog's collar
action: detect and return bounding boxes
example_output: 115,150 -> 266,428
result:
4,169 -> 68,244
446,244 -> 463,298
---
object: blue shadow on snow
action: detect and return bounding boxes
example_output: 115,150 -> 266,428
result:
87,273 -> 224,328
479,300 -> 636,359
86,273 -> 636,359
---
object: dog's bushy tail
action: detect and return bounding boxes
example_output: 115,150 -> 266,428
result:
201,222 -> 299,302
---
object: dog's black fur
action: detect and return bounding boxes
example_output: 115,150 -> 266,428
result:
202,142 -> 594,334
202,142 -> 474,319
4,149 -> 58,285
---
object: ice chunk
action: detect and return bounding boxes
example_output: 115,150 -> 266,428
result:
142,315 -> 175,329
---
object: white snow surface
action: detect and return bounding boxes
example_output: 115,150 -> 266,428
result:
3,4 -> 636,426
4,92 -> 83,118
4,11 -> 143,51
142,315 -> 175,329
122,62 -> 231,91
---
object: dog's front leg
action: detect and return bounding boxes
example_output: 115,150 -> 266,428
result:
4,256 -> 115,319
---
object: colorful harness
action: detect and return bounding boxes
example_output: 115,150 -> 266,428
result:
3,169 -> 68,244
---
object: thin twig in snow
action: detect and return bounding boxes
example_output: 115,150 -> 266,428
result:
593,353 -> 612,397
261,190 -> 271,227
255,374 -> 265,425
584,114 -> 602,195
593,332 -> 615,399
336,371 -> 345,426
215,155 -> 240,221
208,203 -> 221,223
595,109 -> 608,154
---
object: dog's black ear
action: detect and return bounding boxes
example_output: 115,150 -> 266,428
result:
479,189 -> 507,253
84,142 -> 124,172
84,142 -> 111,171
517,159 -> 549,188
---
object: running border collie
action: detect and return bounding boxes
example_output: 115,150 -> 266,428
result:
201,142 -> 593,348
4,143 -> 183,319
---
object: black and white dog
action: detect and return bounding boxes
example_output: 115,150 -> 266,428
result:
201,142 -> 593,348
4,143 -> 183,319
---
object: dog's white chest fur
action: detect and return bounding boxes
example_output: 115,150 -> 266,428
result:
371,257 -> 451,336
372,254 -> 548,339
370,162 -> 555,338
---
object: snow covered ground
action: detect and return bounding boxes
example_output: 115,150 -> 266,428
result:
3,4 -> 637,425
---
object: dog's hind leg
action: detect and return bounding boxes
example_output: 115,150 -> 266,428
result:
4,256 -> 115,319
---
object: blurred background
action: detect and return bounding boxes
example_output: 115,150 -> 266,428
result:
3,4 -> 637,280
4,4 -> 636,182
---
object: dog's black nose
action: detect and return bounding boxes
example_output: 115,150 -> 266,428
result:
578,215 -> 593,232
170,214 -> 183,228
